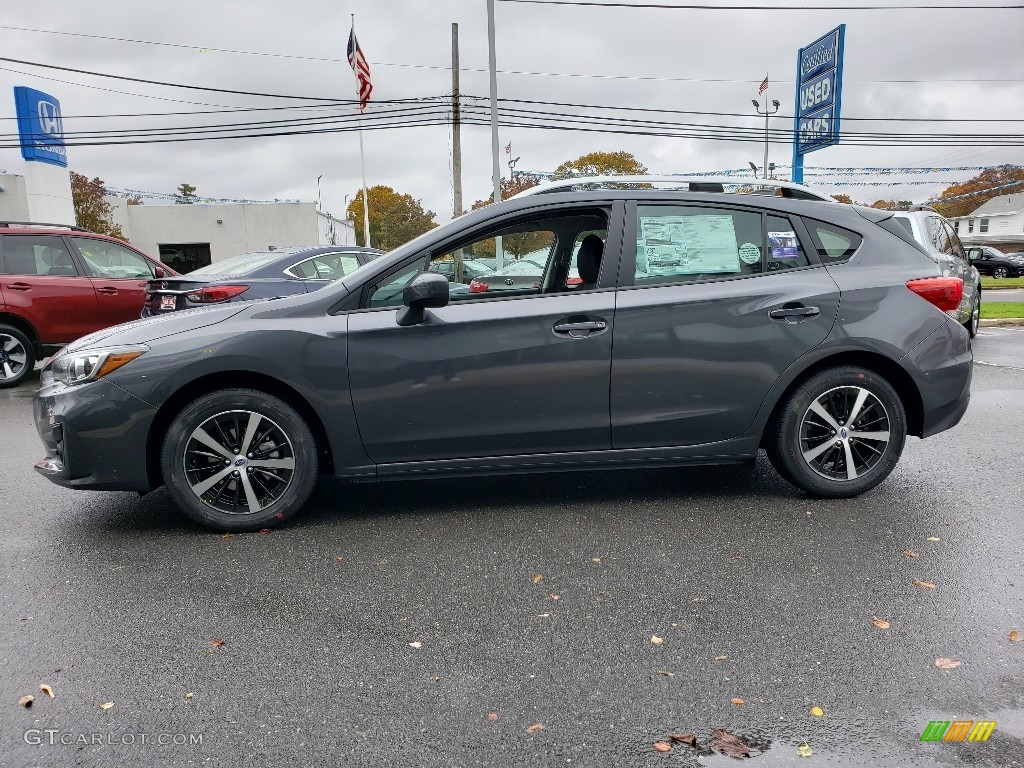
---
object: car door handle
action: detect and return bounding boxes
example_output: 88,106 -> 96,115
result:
97,287 -> 119,295
769,306 -> 820,322
5,282 -> 32,291
553,320 -> 608,338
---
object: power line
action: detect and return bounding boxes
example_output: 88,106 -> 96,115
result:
497,0 -> 1023,9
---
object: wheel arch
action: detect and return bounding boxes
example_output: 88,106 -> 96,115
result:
146,371 -> 335,489
0,313 -> 41,355
759,351 -> 924,445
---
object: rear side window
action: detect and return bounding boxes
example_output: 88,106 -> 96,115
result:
766,215 -> 810,271
0,235 -> 79,276
806,221 -> 862,264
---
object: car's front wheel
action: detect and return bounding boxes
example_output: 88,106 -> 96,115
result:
161,389 -> 319,531
0,325 -> 35,389
766,367 -> 907,498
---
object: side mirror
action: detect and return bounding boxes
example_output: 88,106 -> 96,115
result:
154,267 -> 166,278
397,272 -> 450,327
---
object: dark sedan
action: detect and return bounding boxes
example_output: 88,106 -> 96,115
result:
967,246 -> 1024,278
141,245 -> 382,316
33,179 -> 972,532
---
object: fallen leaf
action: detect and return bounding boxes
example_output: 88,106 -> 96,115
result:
1010,629 -> 1021,643
691,597 -> 700,603
652,741 -> 672,753
731,697 -> 745,706
532,574 -> 544,584
258,528 -> 271,535
656,670 -> 674,677
902,550 -> 919,558
487,712 -> 499,721
334,556 -> 344,562
526,722 -> 544,734
810,706 -> 824,717
377,558 -> 388,566
714,655 -> 728,661
220,532 -> 235,539
548,593 -> 560,601
39,684 -> 54,699
100,702 -> 114,711
710,728 -> 752,759
592,557 -> 601,563
18,695 -> 34,708
729,554 -> 742,561
408,641 -> 422,649
872,616 -> 891,629
430,676 -> 442,682
651,635 -> 664,646
537,613 -> 550,618
210,639 -> 226,648
185,693 -> 194,699
797,742 -> 814,758
935,657 -> 961,670
670,733 -> 697,746
912,578 -> 936,589
927,536 -> 940,542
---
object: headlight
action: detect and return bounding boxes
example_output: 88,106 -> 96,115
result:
48,345 -> 148,387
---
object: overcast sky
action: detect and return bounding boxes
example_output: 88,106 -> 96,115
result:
1,0 -> 1022,224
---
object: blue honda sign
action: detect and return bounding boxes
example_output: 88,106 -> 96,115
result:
14,86 -> 68,167
792,25 -> 845,182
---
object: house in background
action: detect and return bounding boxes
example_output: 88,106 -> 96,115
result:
949,192 -> 1024,253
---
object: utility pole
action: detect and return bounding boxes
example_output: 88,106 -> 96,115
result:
486,0 -> 504,268
451,23 -> 463,220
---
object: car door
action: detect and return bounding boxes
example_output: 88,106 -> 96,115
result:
0,234 -> 100,344
69,237 -> 158,327
345,205 -> 622,466
610,203 -> 840,448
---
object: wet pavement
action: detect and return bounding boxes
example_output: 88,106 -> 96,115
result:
1,329 -> 1022,767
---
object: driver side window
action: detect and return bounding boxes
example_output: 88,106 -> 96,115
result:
364,212 -> 608,309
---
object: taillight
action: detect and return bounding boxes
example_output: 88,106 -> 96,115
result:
905,277 -> 963,313
566,276 -> 582,286
185,285 -> 250,303
468,279 -> 488,293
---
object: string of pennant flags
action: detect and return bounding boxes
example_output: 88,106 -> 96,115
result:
105,187 -> 303,205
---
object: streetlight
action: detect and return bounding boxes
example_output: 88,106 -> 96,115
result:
752,98 -> 781,180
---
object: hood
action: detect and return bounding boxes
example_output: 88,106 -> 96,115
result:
64,304 -> 250,353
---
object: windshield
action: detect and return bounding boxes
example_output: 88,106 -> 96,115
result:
187,251 -> 291,277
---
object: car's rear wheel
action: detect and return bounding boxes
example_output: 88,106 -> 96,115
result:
161,389 -> 318,531
993,266 -> 1010,279
0,325 -> 35,389
766,366 -> 906,498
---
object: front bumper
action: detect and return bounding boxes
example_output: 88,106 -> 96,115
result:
33,377 -> 158,492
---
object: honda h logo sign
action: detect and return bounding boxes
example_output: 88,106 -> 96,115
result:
37,100 -> 63,137
14,86 -> 68,167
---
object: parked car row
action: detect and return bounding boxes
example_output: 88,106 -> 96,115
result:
965,245 -> 1024,278
32,177 -> 973,533
0,223 -> 381,388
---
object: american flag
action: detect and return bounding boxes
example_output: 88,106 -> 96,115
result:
347,24 -> 373,112
758,76 -> 768,95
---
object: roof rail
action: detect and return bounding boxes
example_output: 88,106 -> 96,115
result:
511,175 -> 834,202
908,204 -> 940,214
0,221 -> 90,231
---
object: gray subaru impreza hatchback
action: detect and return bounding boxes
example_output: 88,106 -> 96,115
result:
33,179 -> 972,531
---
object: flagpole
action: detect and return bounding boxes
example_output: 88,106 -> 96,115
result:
351,13 -> 371,248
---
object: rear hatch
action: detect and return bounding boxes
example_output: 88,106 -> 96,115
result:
143,277 -> 214,315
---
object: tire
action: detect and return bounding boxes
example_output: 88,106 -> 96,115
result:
993,266 -> 1009,279
766,366 -> 907,498
0,325 -> 35,389
964,293 -> 980,339
161,388 -> 319,531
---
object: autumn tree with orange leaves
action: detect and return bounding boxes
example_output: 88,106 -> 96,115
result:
933,165 -> 1024,218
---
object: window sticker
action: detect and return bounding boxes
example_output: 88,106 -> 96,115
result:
638,215 -> 739,275
769,231 -> 801,259
738,242 -> 761,265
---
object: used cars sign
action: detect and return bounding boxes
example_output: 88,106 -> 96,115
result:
794,26 -> 845,156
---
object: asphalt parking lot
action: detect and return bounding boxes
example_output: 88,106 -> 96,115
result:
2,329 -> 1022,768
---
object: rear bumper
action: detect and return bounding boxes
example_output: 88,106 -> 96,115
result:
902,318 -> 972,438
33,377 -> 157,492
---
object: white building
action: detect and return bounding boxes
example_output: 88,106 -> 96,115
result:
105,196 -> 355,271
949,193 -> 1024,253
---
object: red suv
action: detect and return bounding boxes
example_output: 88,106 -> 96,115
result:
0,223 -> 176,388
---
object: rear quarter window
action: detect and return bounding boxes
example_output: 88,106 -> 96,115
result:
804,220 -> 863,264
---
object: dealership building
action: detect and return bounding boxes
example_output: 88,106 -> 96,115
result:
1,84 -> 355,271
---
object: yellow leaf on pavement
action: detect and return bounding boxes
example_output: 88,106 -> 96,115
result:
797,742 -> 814,758
731,698 -> 745,706
810,706 -> 824,717
532,574 -> 543,584
935,657 -> 961,670
651,635 -> 664,645
39,684 -> 54,699
653,741 -> 672,753
872,616 -> 891,629
18,695 -> 34,708
526,722 -> 544,734
927,537 -> 940,542
1010,629 -> 1021,643
100,702 -> 114,711
912,578 -> 936,589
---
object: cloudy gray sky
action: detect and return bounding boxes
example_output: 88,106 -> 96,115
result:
1,0 -> 1022,224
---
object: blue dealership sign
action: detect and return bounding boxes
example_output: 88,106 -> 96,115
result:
14,86 -> 68,167
792,25 -> 845,181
